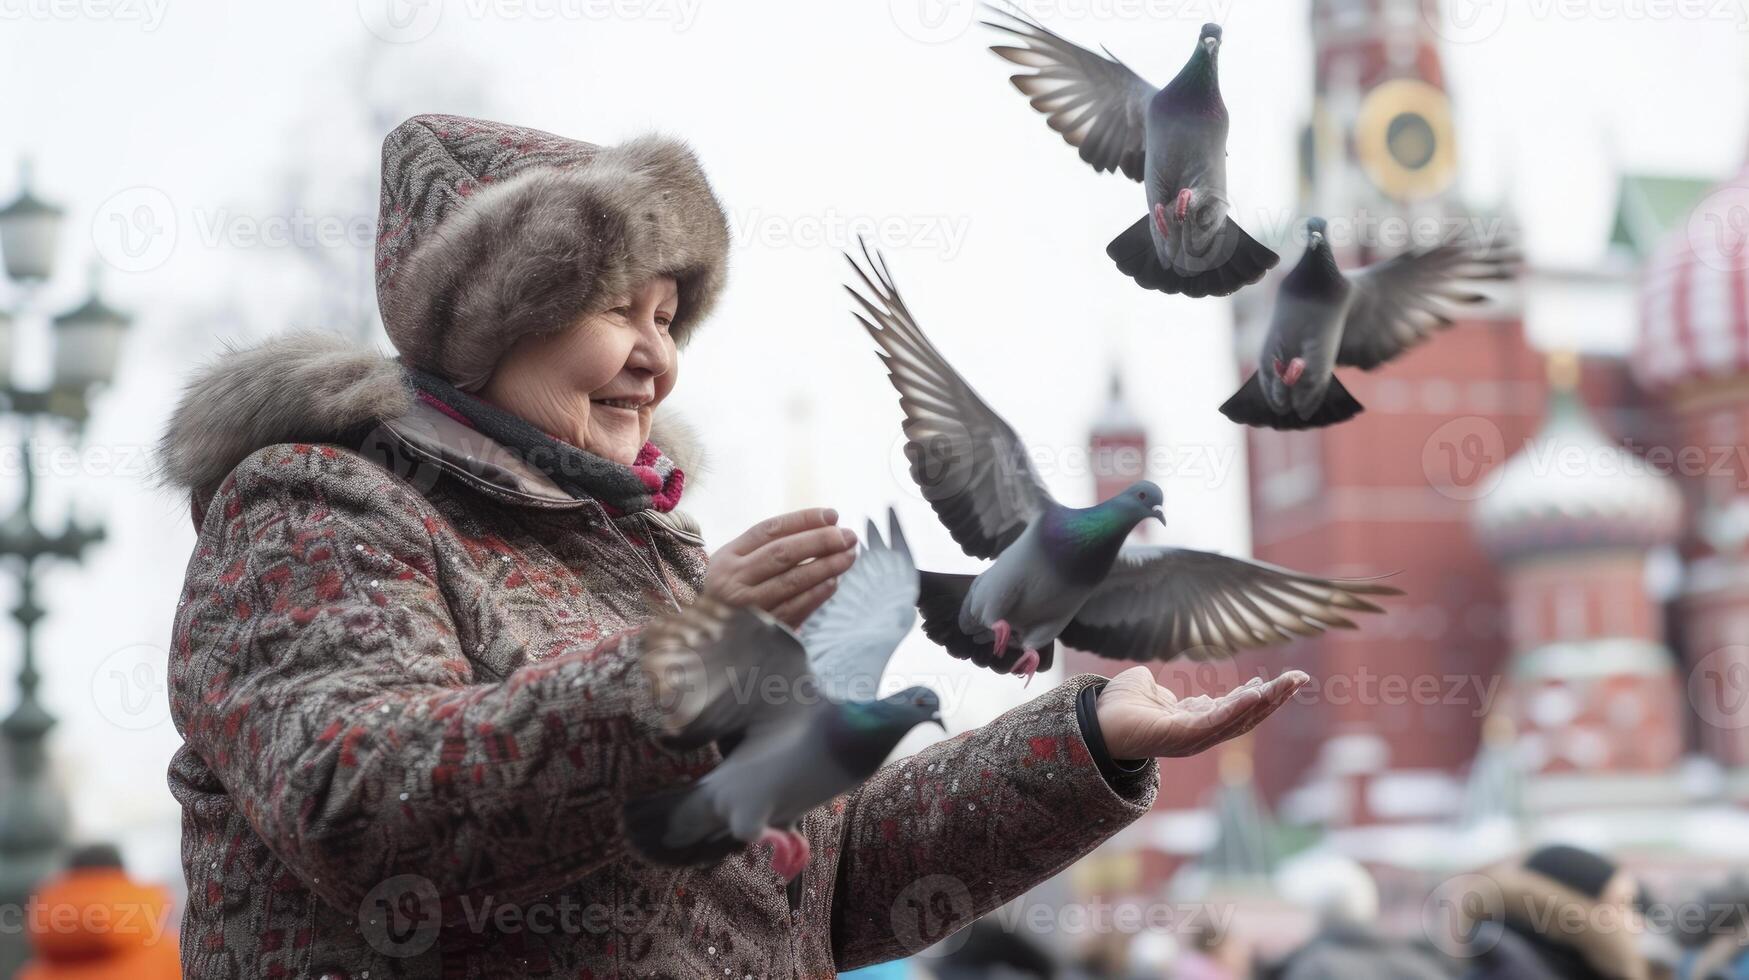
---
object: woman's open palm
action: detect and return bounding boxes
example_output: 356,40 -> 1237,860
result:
1096,666 -> 1309,759
703,507 -> 859,628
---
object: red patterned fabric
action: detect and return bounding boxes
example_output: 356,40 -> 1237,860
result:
168,441 -> 1158,978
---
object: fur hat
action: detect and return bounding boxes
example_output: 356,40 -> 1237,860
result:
375,114 -> 731,390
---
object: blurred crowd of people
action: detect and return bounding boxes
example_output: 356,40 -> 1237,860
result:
879,845 -> 1749,980
14,839 -> 1749,978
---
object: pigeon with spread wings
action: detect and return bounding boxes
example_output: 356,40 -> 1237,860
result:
1220,217 -> 1518,430
986,3 -> 1277,298
846,244 -> 1400,681
623,515 -> 940,881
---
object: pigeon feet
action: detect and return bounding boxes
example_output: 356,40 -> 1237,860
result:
1175,188 -> 1193,222
759,828 -> 811,882
990,619 -> 1012,654
1153,202 -> 1171,239
1010,648 -> 1041,688
1273,356 -> 1307,387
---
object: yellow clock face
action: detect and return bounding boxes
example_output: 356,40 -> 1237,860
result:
1355,78 -> 1458,202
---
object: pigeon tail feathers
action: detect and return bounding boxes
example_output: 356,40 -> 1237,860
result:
623,784 -> 744,868
1107,214 -> 1277,298
917,571 -> 1057,675
1220,372 -> 1364,430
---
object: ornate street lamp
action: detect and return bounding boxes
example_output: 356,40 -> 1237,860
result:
0,161 -> 64,284
0,159 -> 128,979
53,267 -> 130,395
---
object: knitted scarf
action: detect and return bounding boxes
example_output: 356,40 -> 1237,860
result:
402,364 -> 685,516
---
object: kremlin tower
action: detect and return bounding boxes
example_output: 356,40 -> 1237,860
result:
1303,0 -> 1462,237
1235,0 -> 1538,830
1088,371 -> 1151,527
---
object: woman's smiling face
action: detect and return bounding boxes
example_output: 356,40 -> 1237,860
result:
479,275 -> 680,465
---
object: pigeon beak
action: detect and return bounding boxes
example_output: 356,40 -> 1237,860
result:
1310,231 -> 1325,247
1149,507 -> 1167,527
1202,36 -> 1219,56
929,712 -> 946,732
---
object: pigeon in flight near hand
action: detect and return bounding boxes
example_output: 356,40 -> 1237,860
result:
845,244 -> 1400,682
623,516 -> 941,881
1220,217 -> 1518,430
986,4 -> 1278,298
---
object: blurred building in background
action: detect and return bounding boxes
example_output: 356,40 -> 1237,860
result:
1063,0 -> 1749,960
1635,154 -> 1749,787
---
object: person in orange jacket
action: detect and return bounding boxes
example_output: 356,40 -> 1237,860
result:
20,843 -> 180,980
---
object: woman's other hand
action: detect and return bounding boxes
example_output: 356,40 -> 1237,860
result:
704,508 -> 858,629
1096,666 -> 1309,759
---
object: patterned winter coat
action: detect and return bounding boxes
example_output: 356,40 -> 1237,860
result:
160,335 -> 1160,979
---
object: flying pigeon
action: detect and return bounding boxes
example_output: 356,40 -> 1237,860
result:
1220,217 -> 1518,430
845,243 -> 1400,682
623,514 -> 941,880
986,4 -> 1278,298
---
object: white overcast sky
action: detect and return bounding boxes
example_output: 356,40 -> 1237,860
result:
0,0 -> 1744,885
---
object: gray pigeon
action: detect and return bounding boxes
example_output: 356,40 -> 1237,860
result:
987,4 -> 1278,298
623,515 -> 941,880
1221,217 -> 1518,430
846,244 -> 1400,681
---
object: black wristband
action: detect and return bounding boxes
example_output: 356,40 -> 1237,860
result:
1076,681 -> 1149,790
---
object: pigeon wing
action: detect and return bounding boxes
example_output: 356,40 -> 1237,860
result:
1337,240 -> 1518,370
799,511 -> 921,703
984,2 -> 1157,182
846,244 -> 1054,560
639,597 -> 817,750
1057,546 -> 1402,662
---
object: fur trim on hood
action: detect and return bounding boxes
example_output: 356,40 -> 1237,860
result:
375,116 -> 730,391
154,330 -> 706,516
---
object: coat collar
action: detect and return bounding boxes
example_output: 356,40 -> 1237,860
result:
378,398 -> 707,545
382,396 -> 583,508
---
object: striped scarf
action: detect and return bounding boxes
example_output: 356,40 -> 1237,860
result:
402,364 -> 685,516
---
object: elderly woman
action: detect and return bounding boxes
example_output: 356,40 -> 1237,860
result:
156,115 -> 1304,979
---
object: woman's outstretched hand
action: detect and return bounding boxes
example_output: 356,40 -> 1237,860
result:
1096,666 -> 1310,760
704,508 -> 859,629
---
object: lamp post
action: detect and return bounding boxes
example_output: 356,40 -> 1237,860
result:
0,159 -> 131,978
